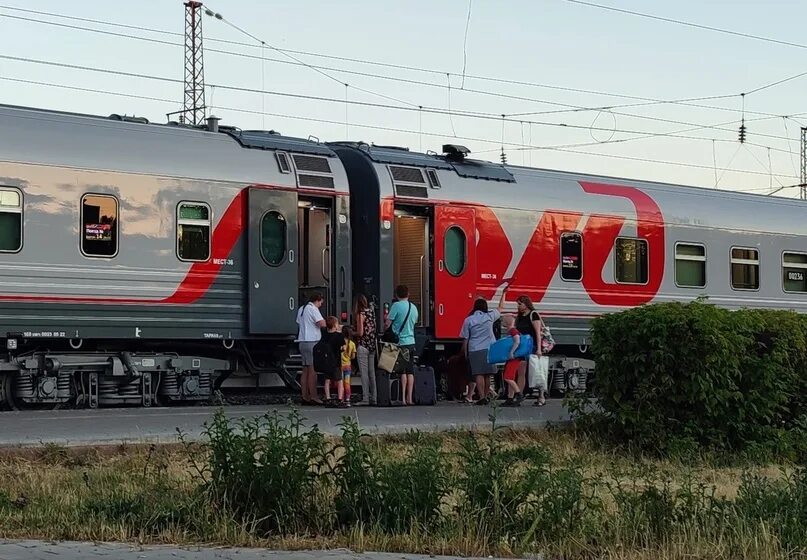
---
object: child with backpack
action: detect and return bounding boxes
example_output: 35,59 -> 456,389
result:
501,315 -> 524,407
320,316 -> 345,406
341,326 -> 357,407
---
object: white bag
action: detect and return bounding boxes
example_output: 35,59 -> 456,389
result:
527,355 -> 549,392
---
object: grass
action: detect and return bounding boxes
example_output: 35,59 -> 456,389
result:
0,411 -> 803,560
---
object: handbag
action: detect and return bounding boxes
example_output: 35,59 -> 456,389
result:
382,302 -> 412,344
378,342 -> 403,374
527,354 -> 549,392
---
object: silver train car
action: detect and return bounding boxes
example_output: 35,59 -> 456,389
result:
0,104 -> 805,407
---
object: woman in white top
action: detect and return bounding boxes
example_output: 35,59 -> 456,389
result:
297,293 -> 326,405
460,289 -> 506,404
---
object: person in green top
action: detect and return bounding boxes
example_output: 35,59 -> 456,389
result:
385,285 -> 419,405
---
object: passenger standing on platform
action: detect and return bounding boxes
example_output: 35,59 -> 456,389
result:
322,316 -> 345,405
501,315 -> 524,406
355,294 -> 378,406
385,285 -> 419,406
459,289 -> 506,404
515,295 -> 544,405
341,326 -> 356,407
297,293 -> 326,406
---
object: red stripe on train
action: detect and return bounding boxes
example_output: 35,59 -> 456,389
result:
0,189 -> 245,305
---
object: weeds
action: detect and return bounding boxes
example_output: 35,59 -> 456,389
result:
202,408 -> 328,534
0,408 -> 804,559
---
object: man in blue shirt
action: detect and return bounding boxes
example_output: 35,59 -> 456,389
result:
385,284 -> 419,405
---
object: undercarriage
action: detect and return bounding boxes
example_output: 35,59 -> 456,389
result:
0,351 -> 233,409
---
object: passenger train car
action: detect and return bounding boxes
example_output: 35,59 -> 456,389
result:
0,103 -> 804,408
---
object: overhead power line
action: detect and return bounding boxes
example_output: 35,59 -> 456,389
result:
1,52 -> 800,153
0,6 -> 802,123
4,8 -> 807,152
561,0 -> 807,51
0,74 -> 798,185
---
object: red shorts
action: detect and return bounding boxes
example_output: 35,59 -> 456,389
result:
503,360 -> 520,382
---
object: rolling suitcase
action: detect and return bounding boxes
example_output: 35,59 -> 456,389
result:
413,366 -> 437,406
375,370 -> 401,406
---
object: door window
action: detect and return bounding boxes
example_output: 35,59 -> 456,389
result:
444,226 -> 466,276
261,211 -> 287,266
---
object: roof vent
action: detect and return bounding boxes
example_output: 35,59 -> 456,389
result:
207,115 -> 221,133
108,114 -> 149,124
442,144 -> 470,161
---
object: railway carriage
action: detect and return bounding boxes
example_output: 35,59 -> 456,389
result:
0,103 -> 805,408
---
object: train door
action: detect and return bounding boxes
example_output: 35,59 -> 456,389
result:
434,205 -> 477,338
247,187 -> 299,334
393,208 -> 429,327
297,197 -> 333,315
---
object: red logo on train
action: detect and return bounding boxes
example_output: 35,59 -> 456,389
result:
475,181 -> 665,308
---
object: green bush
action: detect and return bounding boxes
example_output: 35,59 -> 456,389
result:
202,408 -> 329,533
332,419 -> 449,533
583,302 -> 807,455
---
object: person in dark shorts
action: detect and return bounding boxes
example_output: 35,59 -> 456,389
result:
385,285 -> 419,405
321,316 -> 345,405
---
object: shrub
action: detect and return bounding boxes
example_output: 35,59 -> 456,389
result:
735,469 -> 807,552
583,302 -> 807,456
332,419 -> 450,533
201,408 -> 328,533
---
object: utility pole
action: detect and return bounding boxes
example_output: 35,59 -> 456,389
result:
182,1 -> 205,125
801,127 -> 807,200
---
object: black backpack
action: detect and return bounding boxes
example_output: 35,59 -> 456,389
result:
313,337 -> 337,373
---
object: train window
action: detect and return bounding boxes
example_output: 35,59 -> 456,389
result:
675,243 -> 706,288
0,188 -> 22,252
615,238 -> 648,284
177,203 -> 211,262
444,226 -> 466,276
81,194 -> 118,257
731,247 -> 759,290
560,232 -> 582,281
783,252 -> 807,293
261,211 -> 286,266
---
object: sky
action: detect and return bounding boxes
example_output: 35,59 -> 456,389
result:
1,0 -> 806,196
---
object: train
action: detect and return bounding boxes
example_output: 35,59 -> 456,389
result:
0,103 -> 804,408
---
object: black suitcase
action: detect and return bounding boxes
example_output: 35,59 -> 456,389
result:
375,370 -> 401,407
414,366 -> 437,406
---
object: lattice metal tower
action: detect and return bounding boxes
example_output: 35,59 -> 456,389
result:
182,1 -> 205,125
801,127 -> 807,200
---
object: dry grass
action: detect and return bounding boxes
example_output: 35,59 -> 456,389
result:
0,428 -> 801,559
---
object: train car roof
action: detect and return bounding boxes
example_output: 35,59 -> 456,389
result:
330,142 -> 516,183
0,103 -> 337,157
333,139 -> 805,207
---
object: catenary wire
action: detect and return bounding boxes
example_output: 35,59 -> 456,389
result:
0,74 -> 798,184
560,0 -> 807,51
0,53 -> 800,152
0,8 -> 802,124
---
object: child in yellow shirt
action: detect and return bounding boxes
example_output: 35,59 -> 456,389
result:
340,326 -> 357,407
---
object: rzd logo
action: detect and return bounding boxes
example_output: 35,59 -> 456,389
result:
475,181 -> 665,307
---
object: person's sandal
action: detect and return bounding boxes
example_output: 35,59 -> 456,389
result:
534,394 -> 547,407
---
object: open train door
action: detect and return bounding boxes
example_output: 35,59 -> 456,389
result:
247,187 -> 299,334
434,205 -> 477,338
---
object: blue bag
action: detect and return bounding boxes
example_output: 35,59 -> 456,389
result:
487,334 -> 533,365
